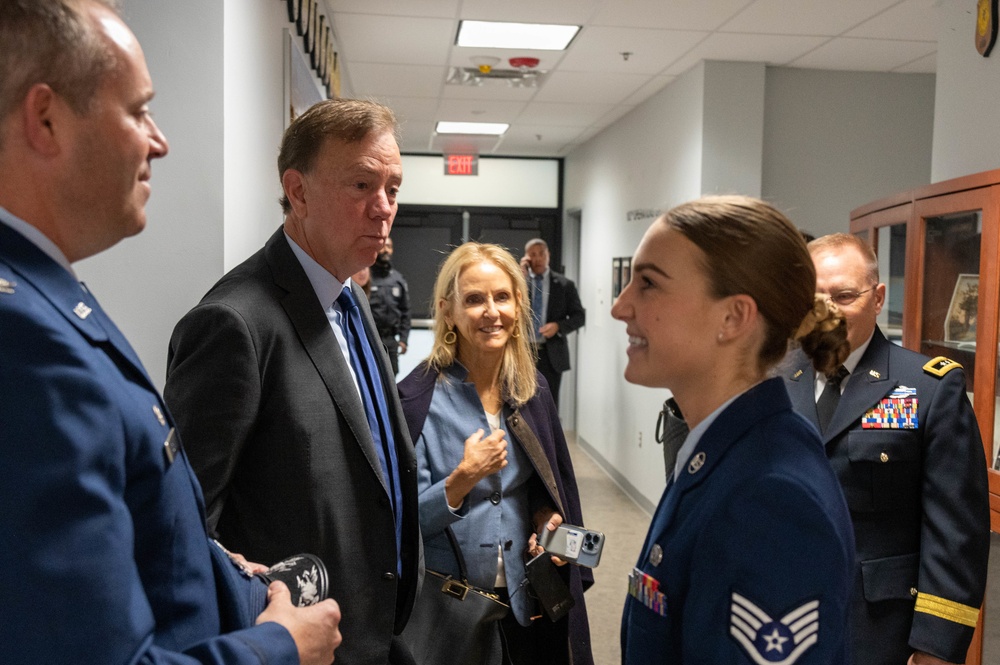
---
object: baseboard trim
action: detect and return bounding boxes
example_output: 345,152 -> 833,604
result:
575,435 -> 656,516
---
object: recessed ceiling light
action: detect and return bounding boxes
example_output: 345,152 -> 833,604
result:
436,121 -> 509,136
456,20 -> 580,51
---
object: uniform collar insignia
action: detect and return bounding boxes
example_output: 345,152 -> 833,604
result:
0,278 -> 15,294
730,591 -> 820,665
73,302 -> 93,320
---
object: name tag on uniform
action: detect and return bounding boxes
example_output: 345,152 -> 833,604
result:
163,428 -> 179,465
863,386 -> 918,429
628,567 -> 667,616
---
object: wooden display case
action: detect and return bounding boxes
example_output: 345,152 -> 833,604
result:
851,168 -> 1000,665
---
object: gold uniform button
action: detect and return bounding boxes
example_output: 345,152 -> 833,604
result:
880,452 -> 889,463
910,587 -> 918,597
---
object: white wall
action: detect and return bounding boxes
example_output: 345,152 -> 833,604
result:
398,156 -> 559,208
763,68 -> 934,237
565,60 -> 936,509
932,2 -> 1000,182
77,0 -> 225,390
76,0 -> 317,390
564,63 -> 708,511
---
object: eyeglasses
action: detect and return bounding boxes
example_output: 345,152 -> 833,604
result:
825,288 -> 874,307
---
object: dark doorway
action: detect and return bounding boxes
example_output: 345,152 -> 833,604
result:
391,205 -> 562,319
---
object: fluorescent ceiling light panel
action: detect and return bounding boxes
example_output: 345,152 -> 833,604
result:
456,20 -> 580,51
436,121 -> 509,135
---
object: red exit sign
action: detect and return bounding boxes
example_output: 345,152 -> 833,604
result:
444,154 -> 478,176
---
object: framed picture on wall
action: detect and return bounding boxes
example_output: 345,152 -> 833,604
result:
286,0 -> 299,25
621,257 -> 632,290
295,0 -> 307,36
612,258 -> 622,298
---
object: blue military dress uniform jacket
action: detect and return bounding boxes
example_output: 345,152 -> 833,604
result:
621,378 -> 855,665
0,221 -> 296,664
784,328 -> 990,664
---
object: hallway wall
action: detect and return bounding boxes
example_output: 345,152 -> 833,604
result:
563,60 -> 935,509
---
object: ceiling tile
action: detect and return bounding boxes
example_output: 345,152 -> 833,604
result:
397,120 -> 437,153
441,80 -> 540,102
377,96 -> 440,123
342,62 -> 443,98
893,50 -> 936,74
458,0 -> 600,25
844,0 -> 938,42
589,0 -> 753,31
435,99 -> 528,123
532,70 -> 651,104
557,26 -> 709,75
327,0 -> 460,19
517,102 -> 617,128
721,0 -> 899,36
622,75 -> 679,106
665,33 -> 828,75
790,37 -> 937,71
332,14 -> 455,65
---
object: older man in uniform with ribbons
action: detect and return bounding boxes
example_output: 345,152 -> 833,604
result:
783,233 -> 989,665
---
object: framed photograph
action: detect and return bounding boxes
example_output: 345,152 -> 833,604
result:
621,257 -> 632,290
295,0 -> 307,36
945,273 -> 978,343
306,1 -> 317,56
312,15 -> 326,70
612,258 -> 622,298
286,0 -> 299,25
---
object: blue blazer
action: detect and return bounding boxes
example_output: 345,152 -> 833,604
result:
621,378 -> 855,665
784,329 -> 990,663
0,222 -> 296,664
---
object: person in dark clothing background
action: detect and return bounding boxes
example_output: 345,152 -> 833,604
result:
371,236 -> 410,375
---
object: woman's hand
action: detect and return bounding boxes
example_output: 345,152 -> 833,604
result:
528,511 -> 567,566
444,428 -> 507,508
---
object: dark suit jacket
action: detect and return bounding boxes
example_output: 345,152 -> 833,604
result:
783,328 -> 990,664
621,378 -> 855,664
165,227 -> 420,665
540,270 -> 585,373
397,362 -> 594,665
0,222 -> 296,663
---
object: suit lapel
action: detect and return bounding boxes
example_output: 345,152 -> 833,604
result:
506,408 -> 565,516
264,230 -> 388,493
823,330 -> 893,442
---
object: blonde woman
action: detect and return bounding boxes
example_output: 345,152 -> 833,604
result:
398,242 -> 593,665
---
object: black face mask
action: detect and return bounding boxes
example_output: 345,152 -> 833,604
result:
375,252 -> 392,267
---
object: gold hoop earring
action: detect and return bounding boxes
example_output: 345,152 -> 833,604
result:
443,327 -> 457,345
511,320 -> 521,338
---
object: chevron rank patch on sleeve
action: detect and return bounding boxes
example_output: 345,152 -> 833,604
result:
730,592 -> 819,665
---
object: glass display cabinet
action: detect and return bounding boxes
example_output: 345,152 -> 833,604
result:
851,169 -> 1000,665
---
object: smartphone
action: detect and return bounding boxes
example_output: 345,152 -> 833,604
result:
537,524 -> 605,568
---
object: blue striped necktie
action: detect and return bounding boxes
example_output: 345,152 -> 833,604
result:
337,286 -> 403,574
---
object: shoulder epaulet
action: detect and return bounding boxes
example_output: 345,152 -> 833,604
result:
923,356 -> 962,378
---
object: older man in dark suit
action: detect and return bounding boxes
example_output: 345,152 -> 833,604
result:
521,238 -> 586,407
165,100 -> 420,665
783,233 -> 989,665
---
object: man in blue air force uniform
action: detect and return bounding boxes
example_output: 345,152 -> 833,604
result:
783,234 -> 989,665
0,2 -> 340,662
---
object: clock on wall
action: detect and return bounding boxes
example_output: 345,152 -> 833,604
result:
977,0 -> 998,56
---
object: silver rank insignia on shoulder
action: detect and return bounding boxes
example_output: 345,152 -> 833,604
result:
73,302 -> 92,319
730,592 -> 820,665
152,405 -> 167,426
688,451 -> 706,474
0,278 -> 15,294
649,544 -> 663,566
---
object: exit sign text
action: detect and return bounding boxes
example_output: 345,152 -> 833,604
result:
444,154 -> 478,176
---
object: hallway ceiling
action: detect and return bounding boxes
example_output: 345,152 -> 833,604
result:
327,0 -> 941,157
